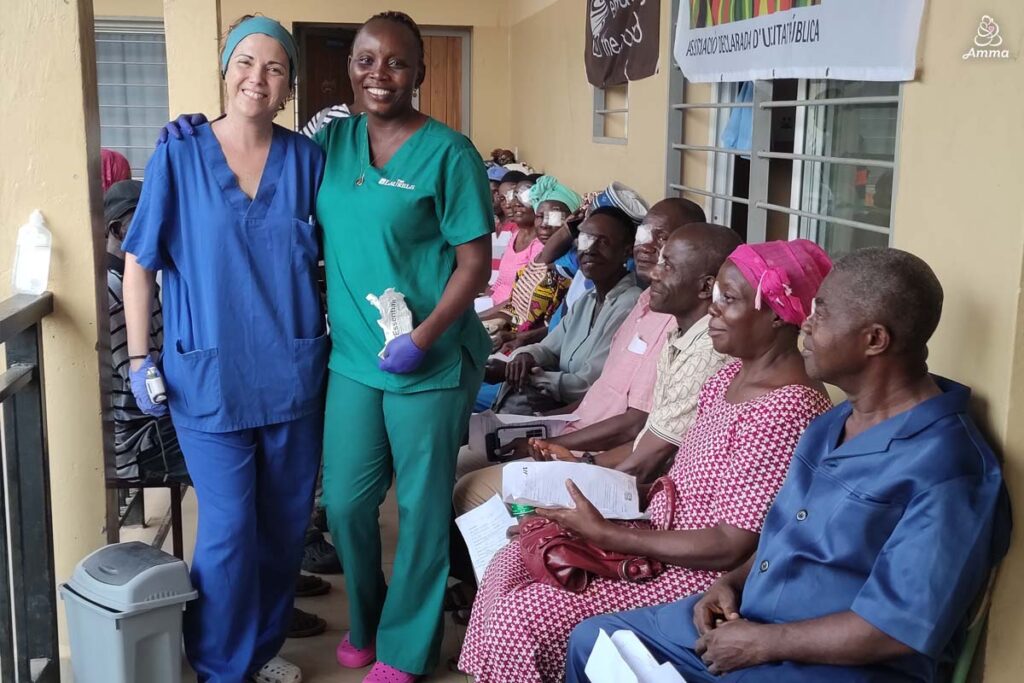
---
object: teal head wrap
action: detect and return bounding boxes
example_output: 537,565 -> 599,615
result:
221,16 -> 298,85
529,175 -> 582,213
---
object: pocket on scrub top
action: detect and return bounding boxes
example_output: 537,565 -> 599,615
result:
293,331 -> 330,394
291,218 -> 320,271
170,342 -> 222,417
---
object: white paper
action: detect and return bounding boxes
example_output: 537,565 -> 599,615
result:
489,351 -> 513,363
366,288 -> 414,358
501,461 -> 643,520
585,629 -> 687,683
454,495 -> 517,583
468,410 -> 579,457
627,334 -> 648,355
475,295 -> 495,312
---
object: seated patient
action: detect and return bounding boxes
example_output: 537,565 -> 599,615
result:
457,198 -> 707,482
458,240 -> 834,683
567,247 -> 1012,683
485,207 -> 643,415
454,221 -> 742,511
104,180 -> 188,485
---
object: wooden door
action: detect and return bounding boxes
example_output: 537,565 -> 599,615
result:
418,35 -> 463,132
299,29 -> 356,127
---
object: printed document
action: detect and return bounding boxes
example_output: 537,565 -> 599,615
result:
454,495 -> 517,582
501,461 -> 643,520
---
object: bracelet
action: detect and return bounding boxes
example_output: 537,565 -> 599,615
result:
580,451 -> 596,465
128,354 -> 150,360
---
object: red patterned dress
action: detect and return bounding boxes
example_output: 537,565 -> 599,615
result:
458,361 -> 832,683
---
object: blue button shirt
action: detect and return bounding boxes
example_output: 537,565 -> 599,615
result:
741,376 -> 1010,681
123,123 -> 327,432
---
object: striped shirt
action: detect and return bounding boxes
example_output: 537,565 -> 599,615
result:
300,104 -> 352,138
108,264 -> 184,483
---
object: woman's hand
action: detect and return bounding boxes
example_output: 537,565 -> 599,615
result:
500,335 -> 529,355
156,113 -> 207,145
536,480 -> 612,543
129,357 -> 169,417
529,439 -> 576,462
492,329 -> 516,352
505,353 -> 537,391
378,333 -> 426,374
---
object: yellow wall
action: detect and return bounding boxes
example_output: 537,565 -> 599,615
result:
508,0 -> 675,202
219,0 -> 513,155
893,2 -> 1024,679
0,0 -> 109,644
92,0 -> 514,154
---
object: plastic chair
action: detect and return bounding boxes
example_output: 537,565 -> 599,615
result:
950,568 -> 999,683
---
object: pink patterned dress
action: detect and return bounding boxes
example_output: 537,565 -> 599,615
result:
458,362 -> 832,683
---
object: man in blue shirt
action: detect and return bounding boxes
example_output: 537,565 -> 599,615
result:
566,247 -> 1011,682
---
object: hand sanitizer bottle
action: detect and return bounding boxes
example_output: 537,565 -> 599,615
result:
12,210 -> 52,295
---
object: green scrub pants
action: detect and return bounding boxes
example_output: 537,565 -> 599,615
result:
322,359 -> 483,674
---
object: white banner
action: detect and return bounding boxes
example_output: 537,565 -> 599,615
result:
674,0 -> 925,83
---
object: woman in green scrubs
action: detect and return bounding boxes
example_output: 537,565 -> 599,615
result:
314,12 -> 492,683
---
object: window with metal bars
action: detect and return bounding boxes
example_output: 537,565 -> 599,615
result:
668,74 -> 901,257
593,83 -> 629,144
95,20 -> 170,179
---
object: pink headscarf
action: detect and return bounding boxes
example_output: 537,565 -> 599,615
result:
727,239 -> 832,326
101,149 -> 132,191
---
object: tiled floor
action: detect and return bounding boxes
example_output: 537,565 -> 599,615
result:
115,487 -> 472,682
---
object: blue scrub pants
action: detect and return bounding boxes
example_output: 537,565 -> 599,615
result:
177,413 -> 322,683
566,596 -> 914,683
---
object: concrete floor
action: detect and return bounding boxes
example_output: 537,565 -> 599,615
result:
114,486 -> 472,683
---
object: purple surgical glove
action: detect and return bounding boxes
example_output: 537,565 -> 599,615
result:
156,113 -> 208,146
378,333 -> 426,375
129,357 -> 169,417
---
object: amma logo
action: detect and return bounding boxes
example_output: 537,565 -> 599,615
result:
963,15 -> 1010,60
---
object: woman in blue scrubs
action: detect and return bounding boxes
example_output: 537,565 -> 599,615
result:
121,16 -> 325,683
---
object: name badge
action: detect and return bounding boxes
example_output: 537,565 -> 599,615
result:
627,335 -> 647,355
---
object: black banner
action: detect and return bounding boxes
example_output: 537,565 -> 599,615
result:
586,0 -> 662,88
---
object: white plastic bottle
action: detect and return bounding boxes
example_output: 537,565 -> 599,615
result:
12,210 -> 52,295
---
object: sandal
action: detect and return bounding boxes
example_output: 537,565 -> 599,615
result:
253,656 -> 302,683
442,581 -> 476,612
295,573 -> 331,597
337,631 -> 376,669
363,661 -> 419,682
288,607 -> 327,638
303,532 -> 343,574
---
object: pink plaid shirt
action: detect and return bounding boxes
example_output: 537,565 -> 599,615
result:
565,289 -> 675,434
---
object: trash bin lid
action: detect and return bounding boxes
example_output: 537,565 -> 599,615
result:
67,542 -> 197,614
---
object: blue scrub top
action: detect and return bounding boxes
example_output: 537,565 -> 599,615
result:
123,123 -> 327,433
738,376 -> 1010,681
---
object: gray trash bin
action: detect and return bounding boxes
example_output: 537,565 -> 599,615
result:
59,541 -> 198,683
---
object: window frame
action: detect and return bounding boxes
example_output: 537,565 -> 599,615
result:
665,0 -> 904,255
94,18 -> 170,179
593,83 -> 629,145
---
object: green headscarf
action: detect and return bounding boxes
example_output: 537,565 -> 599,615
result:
529,175 -> 582,213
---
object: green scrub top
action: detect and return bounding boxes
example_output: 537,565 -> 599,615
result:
314,114 -> 491,394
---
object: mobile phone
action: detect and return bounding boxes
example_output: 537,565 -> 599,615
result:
486,425 -> 548,462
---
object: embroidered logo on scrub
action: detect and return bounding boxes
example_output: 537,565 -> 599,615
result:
378,177 -> 417,191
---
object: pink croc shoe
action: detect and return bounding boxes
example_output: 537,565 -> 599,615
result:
362,662 -> 419,683
336,632 -> 376,669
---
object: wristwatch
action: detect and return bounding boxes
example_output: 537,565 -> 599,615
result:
580,451 -> 597,465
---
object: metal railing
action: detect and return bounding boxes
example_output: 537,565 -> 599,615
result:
0,292 -> 59,683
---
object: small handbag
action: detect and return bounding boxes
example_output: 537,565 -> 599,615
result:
518,476 -> 677,593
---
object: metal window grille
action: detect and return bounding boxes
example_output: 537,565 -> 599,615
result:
665,12 -> 902,257
95,20 -> 170,179
593,83 -> 629,144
